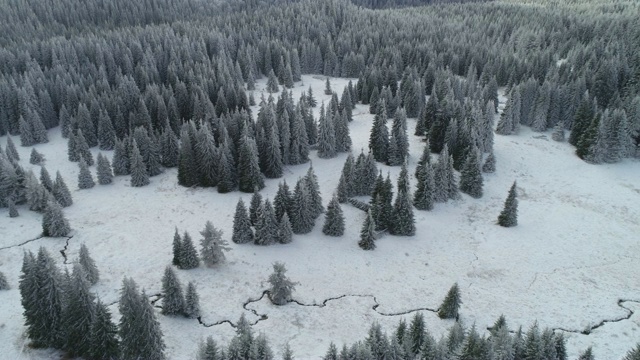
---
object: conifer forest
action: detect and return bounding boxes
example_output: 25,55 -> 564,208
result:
1,0 -> 640,358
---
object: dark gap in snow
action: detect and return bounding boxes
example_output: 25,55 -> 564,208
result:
59,234 -> 74,264
552,299 -> 639,335
0,234 -> 45,250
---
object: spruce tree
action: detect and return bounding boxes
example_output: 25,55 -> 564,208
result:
291,177 -> 315,234
178,131 -> 198,187
322,195 -> 345,237
268,262 -> 296,305
232,199 -> 254,244
623,344 -> 640,360
180,231 -> 200,269
6,136 -> 20,160
255,200 -> 279,246
482,152 -> 496,173
249,190 -> 263,226
277,212 -> 294,244
27,247 -> 64,348
40,166 -> 53,192
578,347 -> 595,360
172,228 -> 183,267
324,78 -> 332,95
98,110 -> 116,151
317,105 -> 337,159
305,165 -> 324,218
79,243 -> 99,285
184,281 -> 201,319
197,336 -> 221,360
89,299 -> 120,360
42,200 -> 71,237
161,128 -> 180,168
29,148 -> 44,165
200,221 -> 229,267
459,324 -> 489,360
130,140 -> 150,187
78,158 -> 95,189
369,100 -> 390,163
391,164 -> 416,236
459,148 -> 483,199
8,198 -> 19,217
307,86 -> 317,107
161,266 -> 185,316
389,108 -> 409,166
238,135 -> 264,192
438,283 -> 461,320
19,116 -> 35,146
552,123 -> 565,142
52,171 -> 73,207
266,69 -> 280,93
62,264 -> 96,357
358,210 -> 377,250
112,139 -> 130,176
414,162 -> 435,211
336,154 -> 355,202
96,153 -> 114,185
497,181 -> 518,227
274,181 -> 292,221
75,129 -> 94,166
334,110 -> 352,152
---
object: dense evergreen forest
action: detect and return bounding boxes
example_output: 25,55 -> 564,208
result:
2,0 -> 640,358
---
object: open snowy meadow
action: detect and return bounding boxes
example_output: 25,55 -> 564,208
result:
1,76 -> 639,359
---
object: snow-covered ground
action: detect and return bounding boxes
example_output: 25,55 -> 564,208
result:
1,75 -> 639,359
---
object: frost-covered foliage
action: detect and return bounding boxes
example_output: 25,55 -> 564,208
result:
268,262 -> 297,305
78,243 -> 99,285
42,200 -> 71,237
498,181 -> 518,227
199,221 -> 230,267
438,283 -> 461,320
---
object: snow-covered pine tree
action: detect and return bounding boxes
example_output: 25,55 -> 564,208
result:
161,128 -> 180,168
317,104 -> 337,159
161,266 -> 185,316
322,195 -> 345,237
217,142 -> 237,193
369,99 -> 390,163
8,198 -> 19,217
19,116 -> 35,146
459,324 -> 489,360
291,177 -> 315,234
184,281 -> 201,319
438,283 -> 461,320
130,140 -> 150,187
274,181 -> 292,222
178,130 -> 198,187
255,199 -> 279,246
27,247 -> 64,348
497,181 -> 518,227
459,148 -> 483,199
277,212 -> 293,244
200,221 -> 229,267
42,200 -> 71,237
75,129 -> 94,166
266,69 -> 280,93
79,243 -> 99,285
262,125 -> 284,178
358,210 -> 377,250
112,138 -> 131,176
232,198 -> 254,244
552,122 -> 565,142
390,164 -> 416,236
268,262 -> 296,305
238,135 -> 264,192
307,86 -> 317,108
249,189 -> 263,226
96,153 -> 113,185
98,110 -> 116,151
414,162 -> 435,211
40,166 -> 53,191
89,299 -> 120,359
389,108 -> 409,166
482,152 -> 496,173
62,264 -> 96,357
408,312 -> 426,355
578,347 -> 594,360
324,78 -> 332,95
197,336 -> 221,360
334,110 -> 352,153
78,158 -> 95,189
122,283 -> 166,359
180,231 -> 200,269
29,148 -> 44,165
623,344 -> 640,360
336,154 -> 355,202
172,228 -> 182,267
479,100 -> 495,153
5,137 -> 20,161
52,171 -> 73,207
305,165 -> 324,218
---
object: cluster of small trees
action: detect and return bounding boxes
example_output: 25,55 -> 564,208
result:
161,266 -> 201,319
172,221 -> 230,269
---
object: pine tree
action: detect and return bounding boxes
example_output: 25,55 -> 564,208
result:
255,200 -> 279,246
89,299 -> 120,360
200,221 -> 229,267
6,137 -> 20,161
76,129 -> 94,166
323,195 -> 345,236
389,108 -> 409,166
336,154 -> 354,202
307,86 -> 317,107
197,336 -> 221,360
40,166 -> 53,191
268,262 -> 296,305
438,283 -> 461,319
161,266 -> 185,316
112,139 -> 131,176
27,247 -> 64,348
552,123 -> 565,142
369,100 -> 390,163
324,343 -> 339,360
497,181 -> 518,227
178,130 -> 198,187
274,181 -> 292,221
62,264 -> 96,357
42,200 -> 71,237
249,190 -> 263,226
8,198 -> 19,217
161,128 -> 180,168
238,135 -> 264,192
180,231 -> 200,269
29,148 -> 44,164
460,324 -> 488,360
414,162 -> 435,211
130,140 -> 150,187
96,153 -> 113,185
459,148 -> 483,199
482,152 -> 496,173
217,142 -> 237,193
52,171 -> 73,207
79,243 -> 99,285
184,281 -> 201,319
578,347 -> 595,360
0,271 -> 9,290
523,323 -> 544,360
267,69 -> 280,93
172,228 -> 183,267
334,110 -> 352,152
277,213 -> 293,244
19,116 -> 35,146
623,344 -> 640,360
391,164 -> 416,236
317,104 -> 337,159
78,158 -> 95,189
358,210 -> 377,250
232,199 -> 254,244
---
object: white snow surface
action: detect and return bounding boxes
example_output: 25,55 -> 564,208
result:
1,75 -> 639,359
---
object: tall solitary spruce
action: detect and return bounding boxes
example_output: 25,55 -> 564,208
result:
78,158 -> 95,189
358,210 -> 377,250
322,195 -> 345,237
200,221 -> 229,267
498,181 -> 518,227
96,153 -> 114,185
268,262 -> 296,305
438,283 -> 462,320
